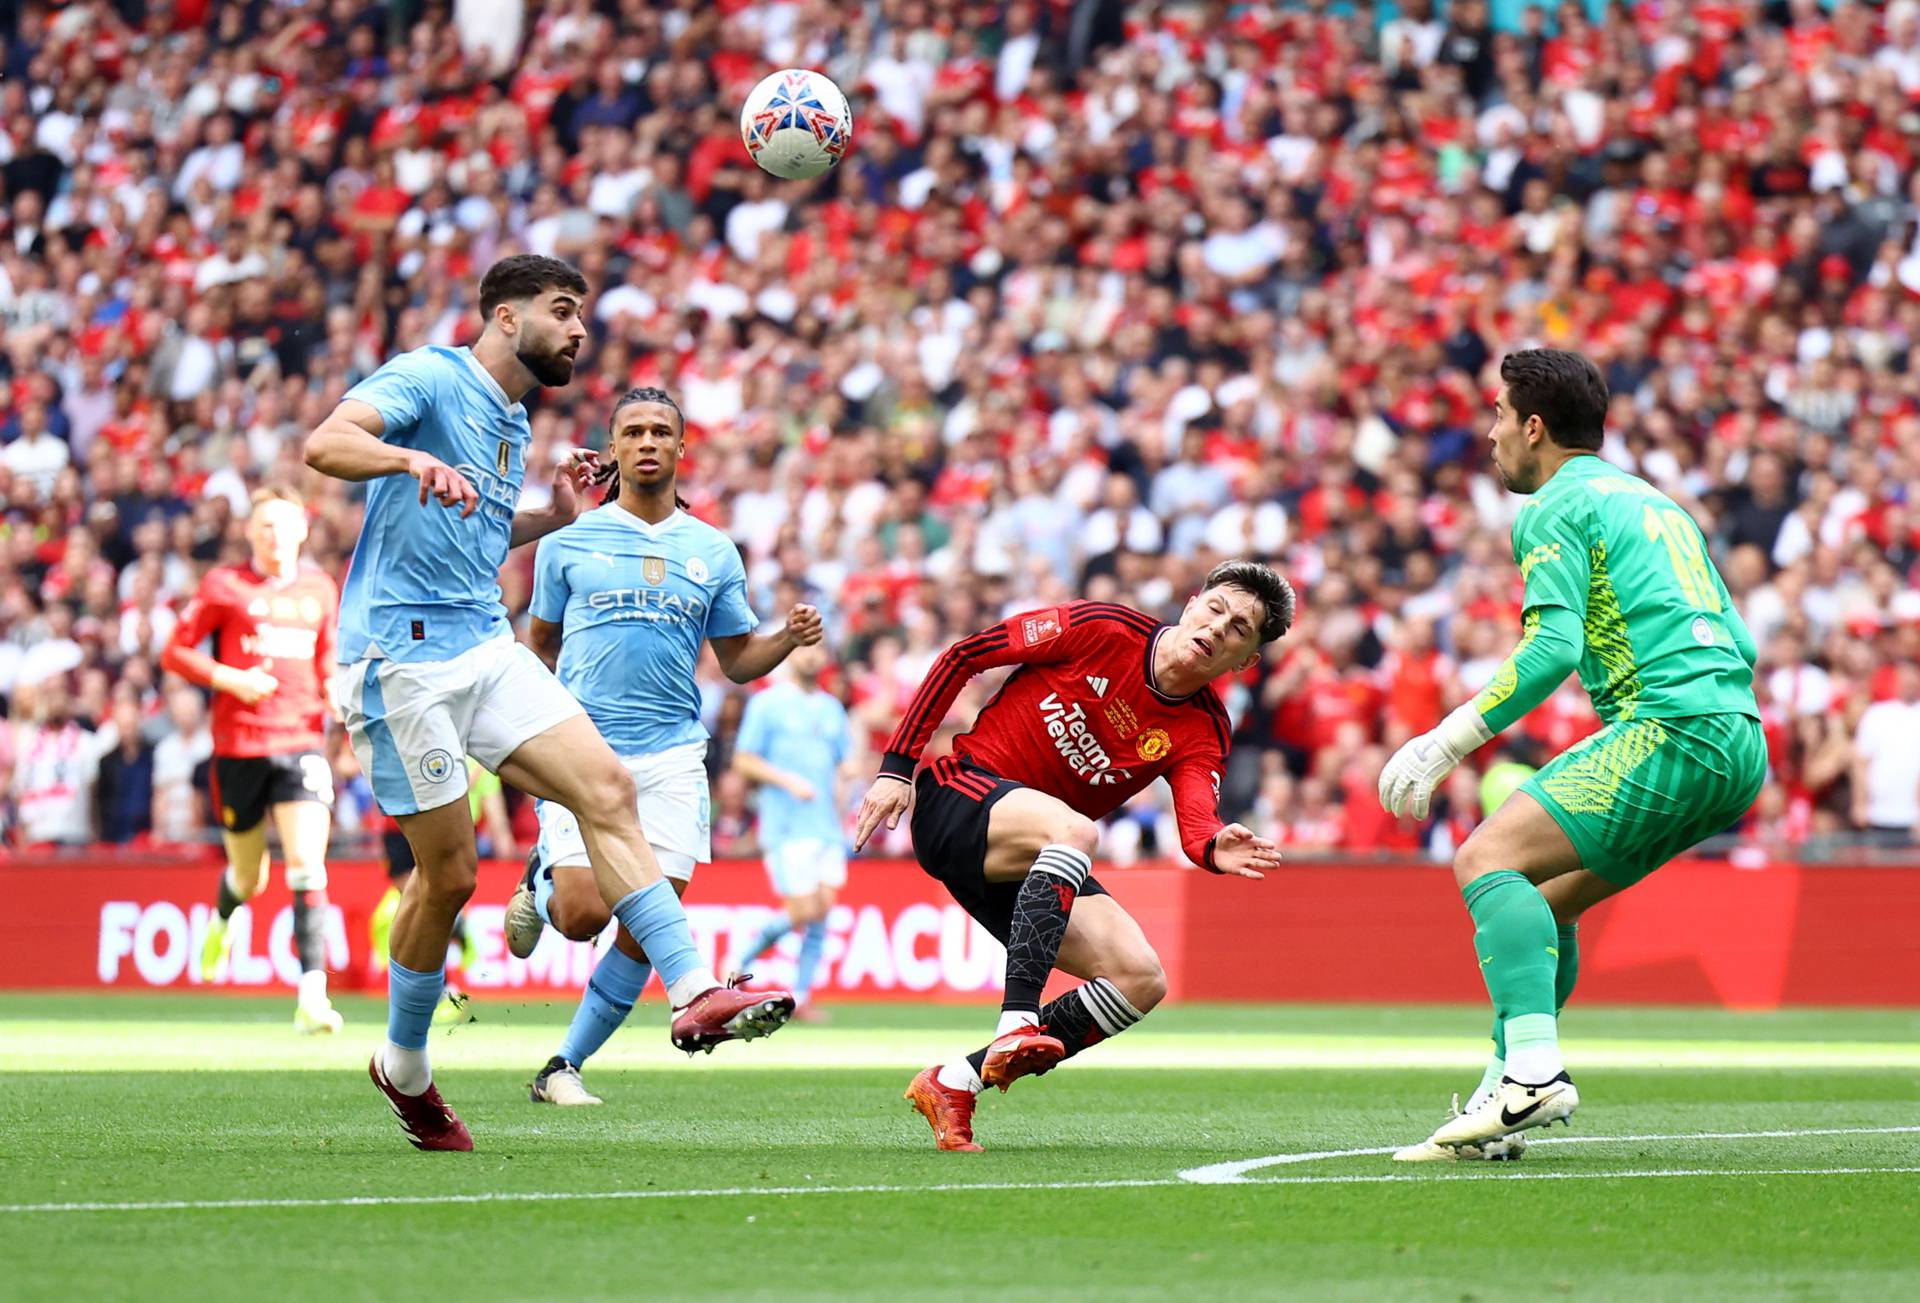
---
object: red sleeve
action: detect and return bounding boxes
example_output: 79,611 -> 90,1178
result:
313,576 -> 339,689
159,571 -> 227,689
1169,751 -> 1228,870
877,605 -> 1083,780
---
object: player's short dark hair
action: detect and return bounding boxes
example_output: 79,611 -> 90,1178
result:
609,386 -> 684,438
1499,348 -> 1609,451
478,254 -> 588,318
1201,560 -> 1296,644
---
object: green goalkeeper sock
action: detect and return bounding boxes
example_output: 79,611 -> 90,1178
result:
1478,919 -> 1580,1104
1462,870 -> 1562,1083
1555,922 -> 1579,1012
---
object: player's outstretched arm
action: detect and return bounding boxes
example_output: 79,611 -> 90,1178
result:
710,604 -> 823,684
303,400 -> 480,516
733,749 -> 816,802
852,775 -> 912,852
510,448 -> 602,548
1378,604 -> 1583,819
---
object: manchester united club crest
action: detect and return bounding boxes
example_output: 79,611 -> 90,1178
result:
1135,728 -> 1172,762
643,556 -> 668,585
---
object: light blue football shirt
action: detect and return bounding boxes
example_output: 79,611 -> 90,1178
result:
337,346 -> 530,664
735,679 -> 852,847
530,504 -> 757,755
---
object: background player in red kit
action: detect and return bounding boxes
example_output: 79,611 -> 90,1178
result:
853,560 -> 1295,1151
162,489 -> 343,1033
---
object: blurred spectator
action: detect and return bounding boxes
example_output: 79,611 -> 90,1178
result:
1,0 -> 1917,863
1852,662 -> 1920,846
94,688 -> 155,844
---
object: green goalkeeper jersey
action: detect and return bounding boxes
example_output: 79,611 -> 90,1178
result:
1494,454 -> 1759,725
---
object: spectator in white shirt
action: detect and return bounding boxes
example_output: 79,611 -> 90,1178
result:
9,677 -> 99,845
0,402 -> 70,499
1853,662 -> 1920,843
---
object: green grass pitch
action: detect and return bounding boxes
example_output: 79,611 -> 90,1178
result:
2,993 -> 1916,1302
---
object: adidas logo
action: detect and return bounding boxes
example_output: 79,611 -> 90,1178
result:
1085,675 -> 1109,697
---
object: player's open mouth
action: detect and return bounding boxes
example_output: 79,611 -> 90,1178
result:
1194,636 -> 1214,657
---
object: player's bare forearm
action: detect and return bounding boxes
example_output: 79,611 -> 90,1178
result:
732,749 -> 798,793
509,505 -> 572,549
302,404 -> 406,481
528,618 -> 563,671
719,628 -> 800,683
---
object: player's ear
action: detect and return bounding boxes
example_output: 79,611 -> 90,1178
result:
1233,651 -> 1260,673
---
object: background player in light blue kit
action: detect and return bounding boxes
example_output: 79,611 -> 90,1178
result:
726,640 -> 859,1020
504,386 -> 822,1106
303,256 -> 786,1150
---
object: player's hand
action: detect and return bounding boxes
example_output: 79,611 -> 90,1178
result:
785,604 -> 823,647
1378,730 -> 1457,820
407,452 -> 481,518
1206,823 -> 1283,879
550,447 -> 602,524
853,776 -> 913,851
784,776 -> 818,803
220,666 -> 279,705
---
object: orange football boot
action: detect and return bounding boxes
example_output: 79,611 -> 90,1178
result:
979,1024 -> 1066,1092
904,1066 -> 984,1152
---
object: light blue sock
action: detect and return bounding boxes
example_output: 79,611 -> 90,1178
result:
611,880 -> 708,1004
739,914 -> 793,969
387,960 -> 444,1051
793,919 -> 828,1004
557,947 -> 651,1067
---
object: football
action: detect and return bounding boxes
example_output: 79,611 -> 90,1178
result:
740,68 -> 854,180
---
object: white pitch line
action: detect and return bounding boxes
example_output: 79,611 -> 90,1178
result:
1177,1124 -> 1920,1184
4,1131 -> 1917,1216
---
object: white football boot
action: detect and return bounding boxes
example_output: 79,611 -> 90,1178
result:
1393,1093 -> 1531,1162
1426,1072 -> 1578,1151
529,1056 -> 603,1106
293,1000 -> 345,1035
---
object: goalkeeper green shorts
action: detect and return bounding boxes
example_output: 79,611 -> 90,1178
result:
1520,712 -> 1767,886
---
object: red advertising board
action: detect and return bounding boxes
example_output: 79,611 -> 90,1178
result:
1,855 -> 1915,1007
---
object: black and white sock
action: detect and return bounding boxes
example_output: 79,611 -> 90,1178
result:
292,891 -> 329,1007
215,867 -> 244,921
948,977 -> 1147,1093
1001,844 -> 1092,1018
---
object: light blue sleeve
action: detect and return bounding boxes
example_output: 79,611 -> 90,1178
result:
705,548 -> 758,640
343,348 -> 441,444
529,536 -> 570,623
831,700 -> 852,765
735,691 -> 772,760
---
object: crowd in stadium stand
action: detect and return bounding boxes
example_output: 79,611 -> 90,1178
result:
4,0 -> 1920,861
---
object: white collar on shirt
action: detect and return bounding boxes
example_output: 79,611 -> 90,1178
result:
597,502 -> 683,537
457,347 -> 515,411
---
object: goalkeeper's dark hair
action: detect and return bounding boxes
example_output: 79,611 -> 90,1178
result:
477,254 -> 588,318
1499,348 -> 1609,451
1200,560 -> 1296,644
604,386 -> 689,509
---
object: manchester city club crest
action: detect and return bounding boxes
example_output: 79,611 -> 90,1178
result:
686,555 -> 709,584
420,749 -> 456,783
643,556 -> 667,585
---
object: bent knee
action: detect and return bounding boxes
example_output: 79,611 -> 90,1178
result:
573,762 -> 638,829
1044,814 -> 1100,859
414,853 -> 479,909
1104,946 -> 1167,1012
549,867 -> 611,940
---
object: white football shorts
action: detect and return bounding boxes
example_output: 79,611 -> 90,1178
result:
764,837 -> 848,898
334,636 -> 583,817
535,739 -> 711,883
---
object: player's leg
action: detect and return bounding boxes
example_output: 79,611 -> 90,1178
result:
954,891 -> 1163,1093
979,787 -> 1100,1035
336,653 -> 482,1149
534,877 -> 689,1107
275,794 -> 342,1034
200,759 -> 271,980
371,830 -> 415,974
791,880 -> 834,1013
728,839 -> 823,992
